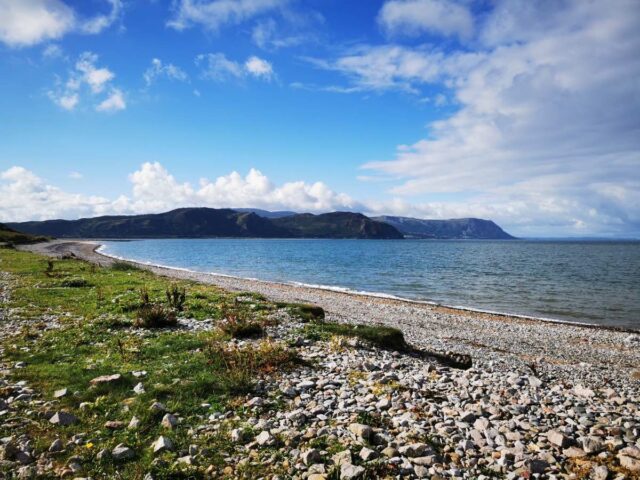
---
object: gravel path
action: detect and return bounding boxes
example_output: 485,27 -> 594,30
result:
21,240 -> 640,391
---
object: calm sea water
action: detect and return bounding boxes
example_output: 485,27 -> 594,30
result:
100,239 -> 640,330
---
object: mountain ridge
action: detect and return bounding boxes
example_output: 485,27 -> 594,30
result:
6,208 -> 402,239
6,208 -> 515,240
374,215 -> 516,239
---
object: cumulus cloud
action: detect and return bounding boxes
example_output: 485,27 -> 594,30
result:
310,0 -> 640,236
96,88 -> 126,112
378,0 -> 473,40
0,166 -> 113,221
244,56 -> 274,80
75,52 -> 114,93
0,0 -> 121,48
143,58 -> 189,86
0,163 -> 359,222
48,51 -> 125,113
168,0 -> 289,32
1,163 -> 637,236
196,53 -> 275,82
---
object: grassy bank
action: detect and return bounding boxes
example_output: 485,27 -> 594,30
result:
0,249 -> 307,478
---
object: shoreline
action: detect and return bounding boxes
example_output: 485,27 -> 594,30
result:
93,242 -> 635,334
19,240 -> 640,389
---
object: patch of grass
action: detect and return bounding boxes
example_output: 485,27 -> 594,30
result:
59,276 -> 89,288
206,339 -> 299,394
135,303 -> 177,328
356,411 -> 391,429
0,248 -> 304,478
304,322 -> 407,351
218,315 -> 264,339
110,260 -> 142,271
277,302 -> 325,322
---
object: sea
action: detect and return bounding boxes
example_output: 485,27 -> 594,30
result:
99,238 -> 640,330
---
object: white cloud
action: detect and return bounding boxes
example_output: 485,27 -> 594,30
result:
96,88 -> 126,112
244,56 -> 274,80
79,0 -> 122,35
251,13 -> 320,50
49,92 -> 79,110
1,163 -> 637,236
144,58 -> 189,86
168,0 -> 289,32
378,0 -> 473,40
48,51 -> 125,113
0,0 -> 74,47
0,166 -> 112,221
0,0 -> 121,48
308,0 -> 640,236
42,43 -> 63,59
196,53 -> 244,81
75,52 -> 114,93
69,171 -> 83,179
0,163 -> 358,222
196,53 -> 275,82
306,45 -> 469,93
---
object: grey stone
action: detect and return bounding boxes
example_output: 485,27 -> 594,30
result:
49,411 -> 78,426
152,436 -> 174,454
340,463 -> 365,480
301,448 -> 322,466
112,444 -> 135,461
348,423 -> 373,441
359,447 -> 378,461
161,413 -> 177,429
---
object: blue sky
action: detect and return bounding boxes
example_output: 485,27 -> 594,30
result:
0,0 -> 639,237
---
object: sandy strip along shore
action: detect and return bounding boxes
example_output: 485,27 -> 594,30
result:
21,240 -> 640,390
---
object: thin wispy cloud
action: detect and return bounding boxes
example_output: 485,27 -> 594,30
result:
378,0 -> 474,40
196,53 -> 275,82
143,58 -> 189,86
167,0 -> 289,32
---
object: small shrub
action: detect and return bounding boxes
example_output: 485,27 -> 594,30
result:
219,315 -> 264,339
60,277 -> 89,288
135,304 -> 177,328
139,286 -> 150,306
166,284 -> 186,311
110,261 -> 141,271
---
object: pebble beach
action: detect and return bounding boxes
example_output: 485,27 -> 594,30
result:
3,240 -> 639,479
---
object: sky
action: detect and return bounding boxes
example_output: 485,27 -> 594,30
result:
0,0 -> 639,238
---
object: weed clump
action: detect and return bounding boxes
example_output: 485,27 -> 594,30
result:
207,340 -> 298,393
219,315 -> 264,339
60,277 -> 89,288
166,284 -> 186,311
135,303 -> 177,328
134,286 -> 177,328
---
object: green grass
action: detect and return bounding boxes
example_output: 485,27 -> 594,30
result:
304,321 -> 407,351
110,260 -> 142,271
276,302 -> 325,322
0,248 -> 304,479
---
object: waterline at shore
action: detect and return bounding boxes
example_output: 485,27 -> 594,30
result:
22,240 -> 640,389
